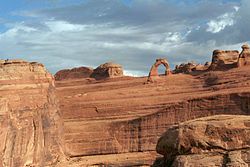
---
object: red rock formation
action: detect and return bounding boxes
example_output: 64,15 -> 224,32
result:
0,59 -> 64,166
3,45 -> 250,166
173,62 -> 210,74
90,62 -> 123,80
209,50 -> 239,70
174,62 -> 197,74
148,58 -> 171,82
54,66 -> 93,81
56,65 -> 250,166
156,115 -> 250,166
237,44 -> 250,67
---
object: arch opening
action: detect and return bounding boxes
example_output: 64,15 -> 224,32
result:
157,64 -> 167,76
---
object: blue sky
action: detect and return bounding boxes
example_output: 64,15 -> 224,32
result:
0,0 -> 249,76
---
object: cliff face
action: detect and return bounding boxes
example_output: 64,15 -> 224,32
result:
0,60 -> 63,167
63,92 -> 249,157
56,65 -> 250,166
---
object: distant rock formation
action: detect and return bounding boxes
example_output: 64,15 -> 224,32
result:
156,115 -> 250,166
237,44 -> 250,67
90,62 -> 123,80
55,66 -> 93,81
148,58 -> 171,82
174,62 -> 197,74
173,62 -> 210,74
209,50 -> 239,70
171,43 -> 250,74
0,59 -> 64,166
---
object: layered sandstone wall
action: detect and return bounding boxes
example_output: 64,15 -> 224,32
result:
111,93 -> 250,154
0,59 -> 63,167
64,92 -> 250,157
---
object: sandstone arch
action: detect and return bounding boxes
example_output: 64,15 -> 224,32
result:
148,58 -> 171,81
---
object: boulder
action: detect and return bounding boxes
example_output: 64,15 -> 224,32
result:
90,62 -> 123,79
156,115 -> 250,166
55,66 -> 93,81
237,44 -> 250,67
209,50 -> 239,70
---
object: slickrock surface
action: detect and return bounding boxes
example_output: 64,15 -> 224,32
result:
209,50 -> 239,70
56,65 -> 250,166
90,62 -> 123,79
0,59 -> 63,167
156,115 -> 250,167
55,66 -> 93,81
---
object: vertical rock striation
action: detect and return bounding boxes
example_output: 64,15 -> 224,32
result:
0,59 -> 63,167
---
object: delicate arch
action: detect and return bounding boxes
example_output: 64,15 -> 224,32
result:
148,58 -> 171,78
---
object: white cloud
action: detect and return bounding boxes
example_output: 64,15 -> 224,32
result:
44,20 -> 86,32
124,70 -> 147,77
206,13 -> 235,33
234,6 -> 240,12
206,6 -> 239,34
0,23 -> 37,38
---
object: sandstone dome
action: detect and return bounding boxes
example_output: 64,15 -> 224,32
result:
90,62 -> 123,79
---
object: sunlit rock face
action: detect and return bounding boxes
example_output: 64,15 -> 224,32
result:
0,59 -> 64,167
